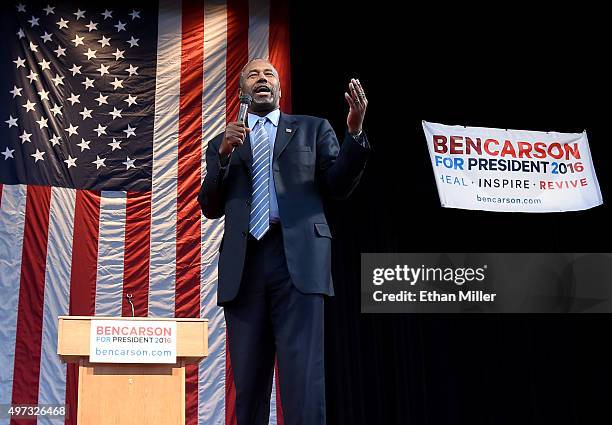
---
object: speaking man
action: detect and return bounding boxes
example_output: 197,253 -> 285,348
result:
198,58 -> 370,424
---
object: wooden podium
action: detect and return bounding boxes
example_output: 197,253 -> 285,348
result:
57,316 -> 208,425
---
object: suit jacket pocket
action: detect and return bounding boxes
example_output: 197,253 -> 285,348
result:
314,223 -> 332,238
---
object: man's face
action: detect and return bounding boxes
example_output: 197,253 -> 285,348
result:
240,59 -> 281,113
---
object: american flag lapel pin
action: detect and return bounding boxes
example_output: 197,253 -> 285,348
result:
286,128 -> 292,133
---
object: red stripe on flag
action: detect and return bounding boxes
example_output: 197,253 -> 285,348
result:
0,184 -> 4,209
10,185 -> 52,425
178,2 -> 205,424
65,189 -> 101,425
224,1 -> 249,423
122,191 -> 152,317
275,359 -> 284,425
226,0 -> 249,125
177,0 -> 203,320
269,0 -> 292,113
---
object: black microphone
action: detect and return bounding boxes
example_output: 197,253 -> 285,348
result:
237,94 -> 252,124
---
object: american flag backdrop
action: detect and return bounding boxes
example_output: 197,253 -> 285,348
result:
0,0 -> 291,424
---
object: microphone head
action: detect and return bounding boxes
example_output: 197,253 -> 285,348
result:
239,94 -> 252,105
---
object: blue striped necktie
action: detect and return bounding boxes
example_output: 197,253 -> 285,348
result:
249,118 -> 271,240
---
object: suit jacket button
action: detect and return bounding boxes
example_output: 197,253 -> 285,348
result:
246,200 -> 251,207
242,231 -> 247,237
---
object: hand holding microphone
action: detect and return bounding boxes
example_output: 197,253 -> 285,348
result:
219,94 -> 252,159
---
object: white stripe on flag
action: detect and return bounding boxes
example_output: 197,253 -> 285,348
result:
248,0 -> 270,60
37,187 -> 76,424
95,191 -> 127,317
199,2 -> 229,424
149,0 -> 183,318
0,185 -> 27,416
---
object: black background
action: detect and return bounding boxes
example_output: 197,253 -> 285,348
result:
290,3 -> 611,424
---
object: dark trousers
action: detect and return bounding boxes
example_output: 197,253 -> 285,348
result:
224,225 -> 326,425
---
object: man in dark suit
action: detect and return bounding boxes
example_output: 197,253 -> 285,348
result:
198,58 -> 370,425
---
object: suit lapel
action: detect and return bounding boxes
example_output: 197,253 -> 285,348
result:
235,112 -> 298,174
273,113 -> 298,161
236,131 -> 253,175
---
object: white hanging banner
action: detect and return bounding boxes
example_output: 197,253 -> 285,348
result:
422,121 -> 603,212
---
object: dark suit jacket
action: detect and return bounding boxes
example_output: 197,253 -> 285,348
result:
198,112 -> 370,305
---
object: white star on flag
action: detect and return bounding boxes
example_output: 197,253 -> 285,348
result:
43,5 -> 55,15
123,124 -> 136,138
84,48 -> 97,60
79,107 -> 93,120
10,86 -> 23,98
72,35 -> 85,47
2,147 -> 15,160
122,157 -> 136,169
50,104 -> 62,116
93,155 -> 107,169
54,45 -> 67,57
64,155 -> 77,168
38,59 -> 51,71
124,95 -> 137,106
51,74 -> 65,86
65,124 -> 79,137
97,63 -> 110,76
19,130 -> 32,143
27,71 -> 39,83
77,138 -> 91,151
13,56 -> 25,68
85,21 -> 98,32
38,89 -> 50,101
98,36 -> 111,47
16,3 -> 26,13
49,134 -> 61,146
5,115 -> 18,128
16,29 -> 25,39
109,107 -> 123,120
127,36 -> 139,47
57,18 -> 69,29
82,77 -> 95,90
102,9 -> 113,19
32,149 -> 46,162
23,100 -> 36,112
74,9 -> 86,20
94,124 -> 107,137
41,32 -> 53,43
114,21 -> 126,32
109,138 -> 122,151
126,64 -> 138,76
67,93 -> 81,105
112,48 -> 125,60
95,93 -> 109,105
69,64 -> 82,76
36,116 -> 49,129
28,16 -> 40,27
129,10 -> 141,20
110,78 -> 124,90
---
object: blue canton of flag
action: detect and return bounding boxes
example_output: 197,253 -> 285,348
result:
0,1 -> 157,191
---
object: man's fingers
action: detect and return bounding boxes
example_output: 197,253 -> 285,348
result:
352,79 -> 367,106
345,92 -> 356,109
